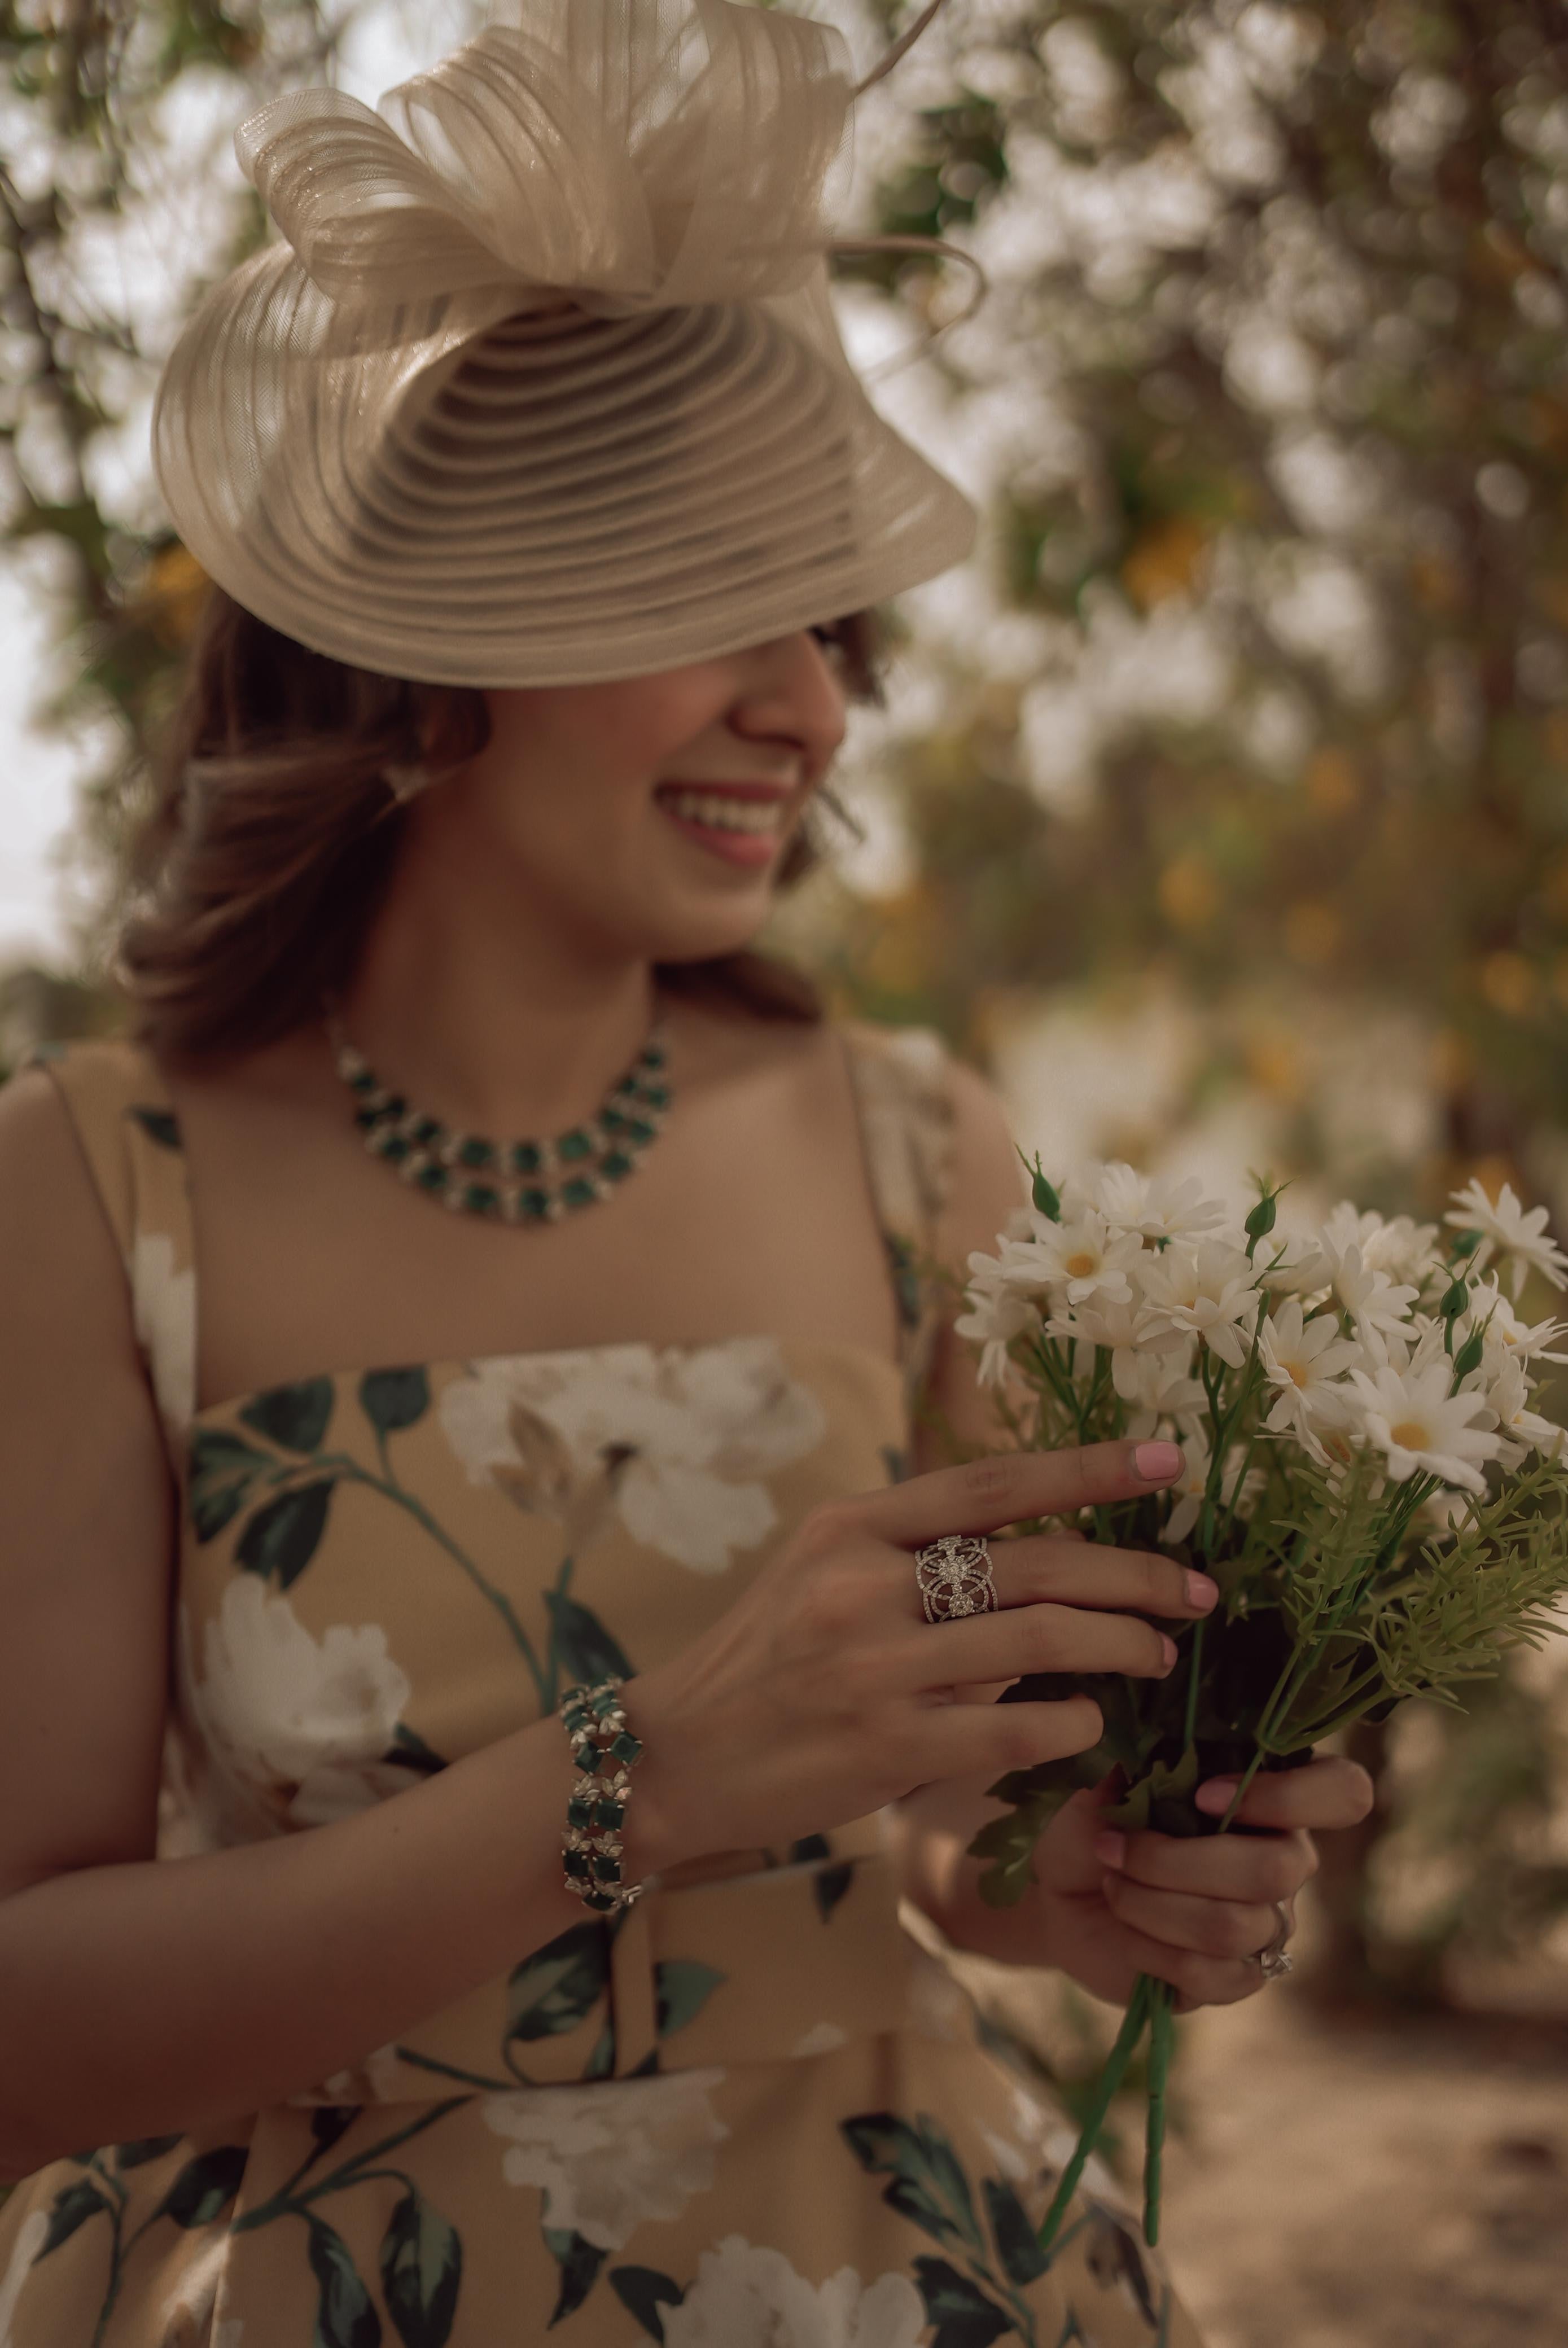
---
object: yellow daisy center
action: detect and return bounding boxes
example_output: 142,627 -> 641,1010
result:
1389,1420 -> 1430,1451
1064,1251 -> 1100,1279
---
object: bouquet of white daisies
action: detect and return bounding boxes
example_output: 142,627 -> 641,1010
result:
956,1160 -> 1568,2249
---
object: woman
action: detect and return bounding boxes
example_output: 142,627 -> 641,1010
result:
0,6 -> 1370,2342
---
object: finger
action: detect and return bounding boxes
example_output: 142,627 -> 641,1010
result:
963,1536 -> 1219,1624
1195,1754 -> 1374,1832
905,1601 -> 1178,1691
916,1692 -> 1106,1780
830,1439 -> 1186,1550
1094,1825 -> 1315,1906
1101,1874 -> 1284,1965
1084,1925 -> 1264,2012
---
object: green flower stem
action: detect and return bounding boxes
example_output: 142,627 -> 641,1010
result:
1182,1617 -> 1205,1752
1142,1981 -> 1175,2247
1037,1974 -> 1152,2253
394,2044 -> 522,2092
542,1548 -> 576,1714
233,2099 -> 467,2231
308,1453 -> 551,1710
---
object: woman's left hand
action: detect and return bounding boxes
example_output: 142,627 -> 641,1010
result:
898,1752 -> 1374,2009
1025,1755 -> 1374,2009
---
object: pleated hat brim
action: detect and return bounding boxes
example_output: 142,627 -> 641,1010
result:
153,251 -> 976,687
150,0 -> 977,687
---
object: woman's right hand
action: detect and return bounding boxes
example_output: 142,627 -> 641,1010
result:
624,1439 -> 1216,1877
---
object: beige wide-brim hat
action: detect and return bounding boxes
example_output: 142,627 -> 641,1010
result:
152,0 -> 978,688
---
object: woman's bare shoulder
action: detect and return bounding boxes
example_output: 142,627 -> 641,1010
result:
0,1065 -> 139,1346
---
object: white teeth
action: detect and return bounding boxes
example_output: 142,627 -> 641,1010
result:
661,790 -> 783,836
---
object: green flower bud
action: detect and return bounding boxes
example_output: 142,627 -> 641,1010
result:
1027,1159 -> 1062,1221
1244,1193 -> 1278,1243
1440,1277 -> 1469,1323
1452,1329 -> 1486,1381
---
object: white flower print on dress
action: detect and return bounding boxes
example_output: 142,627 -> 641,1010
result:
185,1579 -> 413,1834
439,1338 -> 827,1573
480,2070 -> 729,2251
663,2237 -> 926,2348
130,1229 -> 197,1436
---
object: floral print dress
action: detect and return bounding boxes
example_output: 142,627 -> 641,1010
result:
0,1031 -> 1200,2348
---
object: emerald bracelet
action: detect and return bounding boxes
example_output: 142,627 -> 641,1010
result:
560,1679 -> 645,1915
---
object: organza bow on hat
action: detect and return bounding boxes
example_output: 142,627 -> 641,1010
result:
153,0 -> 977,687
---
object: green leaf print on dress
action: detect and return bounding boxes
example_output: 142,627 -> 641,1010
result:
914,2256 -> 1017,2347
193,1372 -> 632,1715
308,2214 -> 383,2348
240,1375 -> 337,1453
360,1366 -> 432,1435
378,2187 -> 463,2348
189,1428 -> 270,1543
841,2113 -> 1084,2348
236,1478 -> 335,1587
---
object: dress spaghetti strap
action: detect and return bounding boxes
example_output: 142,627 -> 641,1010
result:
29,1038 -> 198,1460
838,1019 -> 958,1412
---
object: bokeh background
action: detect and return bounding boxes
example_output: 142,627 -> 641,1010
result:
4,2 -> 1568,2339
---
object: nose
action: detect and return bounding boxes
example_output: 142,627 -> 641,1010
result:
727,630 -> 849,772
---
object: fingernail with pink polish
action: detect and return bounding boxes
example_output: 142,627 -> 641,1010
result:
1136,1441 -> 1184,1482
1094,1832 -> 1127,1869
1195,1779 -> 1237,1816
1158,1633 -> 1178,1671
1186,1571 -> 1219,1610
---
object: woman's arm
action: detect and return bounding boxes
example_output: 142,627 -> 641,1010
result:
0,1074 -> 599,2175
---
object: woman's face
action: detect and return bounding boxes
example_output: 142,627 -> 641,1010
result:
414,629 -> 851,967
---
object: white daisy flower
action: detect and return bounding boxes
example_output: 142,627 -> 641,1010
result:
1456,1278 -> 1568,1370
1320,1203 -> 1441,1288
1476,1353 -> 1566,1469
997,1210 -> 1144,1309
1446,1177 -> 1568,1298
956,1256 -> 1039,1387
1110,1343 -> 1207,1441
1260,1301 -> 1364,1449
1141,1239 -> 1261,1369
1320,1237 -> 1420,1352
1087,1163 -> 1229,1243
1344,1359 -> 1501,1493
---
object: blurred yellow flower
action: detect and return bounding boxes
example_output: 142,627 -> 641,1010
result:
1285,901 -> 1341,966
1304,748 -> 1360,816
1478,950 -> 1536,1018
138,544 -> 210,649
1157,851 -> 1219,930
1122,517 -> 1209,610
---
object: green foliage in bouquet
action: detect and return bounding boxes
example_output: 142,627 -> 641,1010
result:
957,1156 -> 1568,2249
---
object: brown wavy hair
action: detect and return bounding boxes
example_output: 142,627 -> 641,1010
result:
120,589 -> 884,1061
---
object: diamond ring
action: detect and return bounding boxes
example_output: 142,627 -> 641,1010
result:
913,1533 -> 998,1624
1252,1900 -> 1295,1983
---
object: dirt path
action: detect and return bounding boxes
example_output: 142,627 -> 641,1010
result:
1161,1988 -> 1568,2348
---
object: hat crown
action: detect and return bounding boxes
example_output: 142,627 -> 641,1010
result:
236,0 -> 854,319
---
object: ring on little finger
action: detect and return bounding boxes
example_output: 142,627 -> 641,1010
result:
914,1533 -> 998,1624
1251,1900 -> 1295,1983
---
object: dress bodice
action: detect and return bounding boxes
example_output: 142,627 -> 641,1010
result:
1,1028 -> 1196,2348
33,1026 -> 958,2088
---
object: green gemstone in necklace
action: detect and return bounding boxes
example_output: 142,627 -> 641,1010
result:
326,1013 -> 671,1225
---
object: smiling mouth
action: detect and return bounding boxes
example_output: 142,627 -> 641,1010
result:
654,786 -> 788,836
